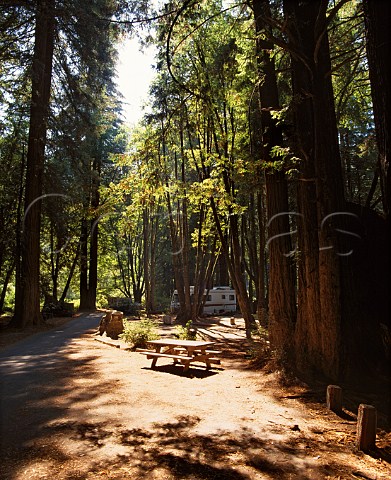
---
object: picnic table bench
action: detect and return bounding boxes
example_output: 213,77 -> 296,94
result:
137,339 -> 221,372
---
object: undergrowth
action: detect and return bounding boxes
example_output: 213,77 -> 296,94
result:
175,320 -> 197,340
119,318 -> 160,349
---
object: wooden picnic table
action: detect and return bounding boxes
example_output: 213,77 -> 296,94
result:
137,339 -> 221,372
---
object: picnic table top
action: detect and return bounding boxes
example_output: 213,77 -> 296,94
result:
146,339 -> 214,348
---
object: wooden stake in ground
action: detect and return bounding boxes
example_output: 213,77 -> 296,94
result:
326,385 -> 343,413
356,404 -> 377,451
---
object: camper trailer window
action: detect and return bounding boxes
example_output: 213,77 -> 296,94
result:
207,295 -> 211,301
229,295 -> 235,300
222,295 -> 226,299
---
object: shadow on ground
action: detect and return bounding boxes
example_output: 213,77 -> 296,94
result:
6,414 -> 378,480
1,314 -> 389,480
142,364 -> 221,378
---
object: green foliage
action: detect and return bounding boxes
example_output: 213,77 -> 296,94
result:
328,0 -> 378,204
0,0 -> 383,342
264,146 -> 301,178
119,318 -> 160,349
175,320 -> 197,340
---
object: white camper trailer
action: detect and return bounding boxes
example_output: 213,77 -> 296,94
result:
170,286 -> 237,315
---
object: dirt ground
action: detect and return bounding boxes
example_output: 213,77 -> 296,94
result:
0,313 -> 390,480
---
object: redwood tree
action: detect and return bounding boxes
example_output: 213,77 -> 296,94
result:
284,0 -> 346,379
12,0 -> 55,327
252,0 -> 297,360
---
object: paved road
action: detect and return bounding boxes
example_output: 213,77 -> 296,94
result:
0,313 -> 102,455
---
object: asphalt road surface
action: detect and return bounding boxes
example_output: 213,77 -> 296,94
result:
0,313 -> 102,455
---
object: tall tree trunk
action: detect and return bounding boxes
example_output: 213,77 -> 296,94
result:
50,224 -> 59,302
241,194 -> 263,315
59,244 -> 80,303
12,0 -> 55,328
143,208 -> 151,315
79,220 -> 98,310
284,0 -> 346,379
161,141 -> 190,323
149,212 -> 158,312
87,215 -> 98,309
79,219 -> 89,309
79,218 -> 98,310
164,132 -> 192,324
230,214 -> 254,322
12,144 -> 26,320
215,238 -> 229,286
0,262 -> 15,312
113,232 -> 132,298
79,153 -> 100,311
179,126 -> 192,321
143,207 -> 157,316
179,196 -> 192,321
253,0 -> 297,361
191,207 -> 218,319
256,192 -> 267,325
210,199 -> 255,338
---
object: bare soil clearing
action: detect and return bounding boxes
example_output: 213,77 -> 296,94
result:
0,313 -> 390,479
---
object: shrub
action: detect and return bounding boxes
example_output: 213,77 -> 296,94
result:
175,320 -> 197,340
119,318 -> 160,349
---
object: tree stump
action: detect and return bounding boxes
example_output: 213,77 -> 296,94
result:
230,317 -> 236,326
99,310 -> 112,335
326,385 -> 343,413
106,311 -> 124,339
356,404 -> 377,452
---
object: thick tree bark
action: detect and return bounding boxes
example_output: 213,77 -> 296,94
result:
12,0 -> 55,327
284,0 -> 346,379
253,0 -> 297,360
284,0 -> 322,372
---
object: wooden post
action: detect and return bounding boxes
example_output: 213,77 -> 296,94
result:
230,317 -> 236,325
326,385 -> 343,413
356,404 -> 377,452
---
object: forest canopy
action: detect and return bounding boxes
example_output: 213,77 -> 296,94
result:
0,0 -> 389,382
